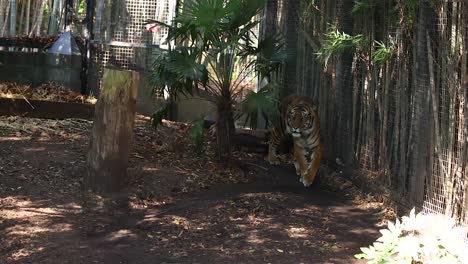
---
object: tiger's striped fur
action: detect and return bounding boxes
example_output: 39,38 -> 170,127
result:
267,95 -> 322,187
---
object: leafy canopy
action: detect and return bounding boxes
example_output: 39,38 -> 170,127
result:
149,0 -> 285,103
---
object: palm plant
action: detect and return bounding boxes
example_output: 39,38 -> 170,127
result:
149,0 -> 285,162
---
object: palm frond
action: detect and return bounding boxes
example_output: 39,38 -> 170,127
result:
225,0 -> 266,30
150,48 -> 208,101
241,33 -> 291,80
237,83 -> 279,129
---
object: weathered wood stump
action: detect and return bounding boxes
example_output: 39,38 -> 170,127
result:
85,68 -> 140,193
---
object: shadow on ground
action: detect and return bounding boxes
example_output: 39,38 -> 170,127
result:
1,134 -> 380,264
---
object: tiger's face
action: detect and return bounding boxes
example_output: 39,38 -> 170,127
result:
286,106 -> 315,138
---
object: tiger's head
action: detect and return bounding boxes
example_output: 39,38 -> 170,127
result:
285,104 -> 316,138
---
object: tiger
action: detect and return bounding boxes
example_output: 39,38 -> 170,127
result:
267,94 -> 322,187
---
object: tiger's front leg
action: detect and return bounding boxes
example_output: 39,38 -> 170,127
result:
267,143 -> 280,165
293,139 -> 308,184
302,145 -> 322,187
267,126 -> 282,165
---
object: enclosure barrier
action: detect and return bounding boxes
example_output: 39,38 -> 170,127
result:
286,0 -> 468,229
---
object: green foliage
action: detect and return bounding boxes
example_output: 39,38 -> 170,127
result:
403,0 -> 419,28
150,48 -> 208,101
148,0 -> 273,100
150,104 -> 169,130
236,83 -> 279,129
355,208 -> 465,263
188,118 -> 205,155
316,25 -> 362,66
372,40 -> 395,65
0,129 -> 9,136
78,0 -> 86,15
300,0 -> 318,25
428,0 -> 441,9
352,0 -> 376,17
241,33 -> 291,81
149,0 -> 288,138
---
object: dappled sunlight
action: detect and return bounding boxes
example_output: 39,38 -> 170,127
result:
59,133 -> 87,140
7,223 -> 73,236
55,202 -> 83,211
246,230 -> 267,244
0,136 -> 31,141
21,147 -> 46,152
10,247 -> 46,262
286,226 -> 309,238
238,192 -> 289,202
143,166 -> 160,172
1,196 -> 34,207
1,196 -> 81,263
0,201 -> 78,262
246,214 -> 273,226
1,196 -> 83,215
105,229 -> 138,242
291,207 -> 321,215
170,215 -> 191,226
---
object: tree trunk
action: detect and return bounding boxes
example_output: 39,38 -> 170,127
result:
30,0 -> 45,36
410,0 -> 432,206
24,0 -> 30,34
19,0 -> 25,34
280,0 -> 299,98
1,2 -> 10,37
335,0 -> 354,165
261,0 -> 278,37
85,68 -> 140,193
9,0 -> 16,36
0,0 -> 5,35
48,0 -> 61,34
216,91 -> 235,163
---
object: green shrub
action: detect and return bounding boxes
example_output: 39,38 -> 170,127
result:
188,118 -> 205,155
316,25 -> 362,67
150,104 -> 169,130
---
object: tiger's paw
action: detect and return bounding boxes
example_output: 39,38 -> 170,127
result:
302,178 -> 313,187
294,162 -> 301,175
267,156 -> 280,165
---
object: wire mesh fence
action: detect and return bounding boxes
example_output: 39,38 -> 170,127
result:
89,0 -> 176,95
287,0 -> 468,228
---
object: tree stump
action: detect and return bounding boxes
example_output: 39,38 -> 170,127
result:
85,68 -> 140,193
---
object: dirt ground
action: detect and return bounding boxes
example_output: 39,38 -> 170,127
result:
0,116 -> 389,264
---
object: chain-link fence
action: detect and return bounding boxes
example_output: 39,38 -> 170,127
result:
279,0 -> 468,227
88,0 -> 176,94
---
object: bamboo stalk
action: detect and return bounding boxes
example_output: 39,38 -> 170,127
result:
1,1 -> 10,37
28,0 -> 39,36
400,56 -> 409,190
351,56 -> 358,157
443,1 -> 460,217
19,0 -> 25,34
10,0 -> 17,35
393,60 -> 402,189
427,31 -> 453,216
356,63 -> 365,164
35,0 -> 46,35
381,59 -> 392,182
0,0 -> 4,34
24,0 -> 29,34
460,2 -> 468,223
